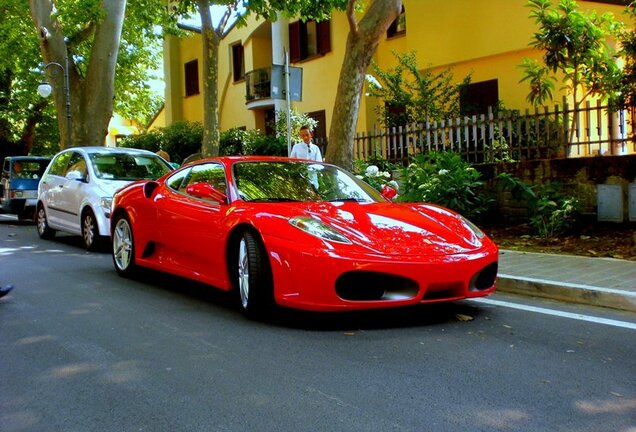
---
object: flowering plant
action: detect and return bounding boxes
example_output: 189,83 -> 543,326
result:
354,162 -> 399,200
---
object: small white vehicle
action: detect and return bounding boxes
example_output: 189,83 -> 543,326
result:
36,146 -> 172,250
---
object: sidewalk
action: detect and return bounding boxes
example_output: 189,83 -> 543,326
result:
497,249 -> 636,313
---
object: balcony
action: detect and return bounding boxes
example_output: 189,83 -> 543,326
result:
245,67 -> 273,109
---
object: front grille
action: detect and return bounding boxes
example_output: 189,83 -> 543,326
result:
335,271 -> 418,301
470,262 -> 498,291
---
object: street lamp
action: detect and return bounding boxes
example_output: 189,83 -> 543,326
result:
38,55 -> 72,147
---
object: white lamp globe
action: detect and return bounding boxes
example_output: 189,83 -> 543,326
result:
37,83 -> 53,98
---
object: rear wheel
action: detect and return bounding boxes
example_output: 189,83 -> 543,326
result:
236,231 -> 273,318
36,204 -> 55,240
81,209 -> 101,251
112,214 -> 137,277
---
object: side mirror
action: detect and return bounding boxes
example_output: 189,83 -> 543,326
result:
381,184 -> 398,201
66,170 -> 86,182
185,182 -> 227,204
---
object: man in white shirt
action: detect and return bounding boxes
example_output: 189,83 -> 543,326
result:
290,125 -> 323,162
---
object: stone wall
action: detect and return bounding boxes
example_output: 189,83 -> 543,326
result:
476,155 -> 636,223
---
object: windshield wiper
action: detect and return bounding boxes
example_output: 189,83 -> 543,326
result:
247,197 -> 299,202
327,197 -> 364,202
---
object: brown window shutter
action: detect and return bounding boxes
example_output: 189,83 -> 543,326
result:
289,21 -> 301,63
317,20 -> 331,55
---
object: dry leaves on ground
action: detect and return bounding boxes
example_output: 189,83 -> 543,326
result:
484,223 -> 636,261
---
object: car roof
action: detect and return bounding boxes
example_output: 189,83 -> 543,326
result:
59,146 -> 158,156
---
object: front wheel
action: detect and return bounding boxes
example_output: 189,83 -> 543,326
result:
236,231 -> 274,318
81,209 -> 102,251
112,214 -> 137,277
36,204 -> 55,240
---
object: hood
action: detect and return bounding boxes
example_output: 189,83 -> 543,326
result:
93,178 -> 133,198
263,201 -> 488,256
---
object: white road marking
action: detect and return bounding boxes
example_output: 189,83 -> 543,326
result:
471,298 -> 636,330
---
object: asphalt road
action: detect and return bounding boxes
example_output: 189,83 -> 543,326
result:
1,215 -> 635,432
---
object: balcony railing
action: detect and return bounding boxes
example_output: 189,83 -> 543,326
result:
245,67 -> 272,102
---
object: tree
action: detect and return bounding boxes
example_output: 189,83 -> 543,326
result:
27,0 -> 173,150
325,0 -> 402,169
175,0 -> 347,157
520,0 -> 623,110
366,50 -> 470,128
0,0 -> 57,160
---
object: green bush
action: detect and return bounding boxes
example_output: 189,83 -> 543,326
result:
219,128 -> 287,156
119,121 -> 202,164
398,151 -> 493,220
497,173 -> 580,239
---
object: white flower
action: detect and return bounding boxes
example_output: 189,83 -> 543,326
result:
365,165 -> 380,177
388,180 -> 400,191
382,171 -> 391,178
438,169 -> 449,175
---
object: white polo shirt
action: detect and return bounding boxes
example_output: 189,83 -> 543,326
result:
290,142 -> 323,162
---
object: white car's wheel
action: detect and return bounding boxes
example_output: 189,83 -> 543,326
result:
36,204 -> 55,240
112,214 -> 136,276
81,209 -> 101,251
236,231 -> 273,318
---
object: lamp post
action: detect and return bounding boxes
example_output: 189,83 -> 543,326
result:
38,55 -> 72,148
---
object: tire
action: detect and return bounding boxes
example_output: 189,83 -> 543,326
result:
236,231 -> 274,318
112,214 -> 137,277
81,209 -> 101,251
36,204 -> 55,240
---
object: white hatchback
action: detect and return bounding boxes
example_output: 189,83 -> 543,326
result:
36,146 -> 172,250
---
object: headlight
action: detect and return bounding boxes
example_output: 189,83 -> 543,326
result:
100,197 -> 113,214
289,216 -> 351,244
460,215 -> 485,239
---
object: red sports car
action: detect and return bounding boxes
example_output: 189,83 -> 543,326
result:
111,156 -> 498,316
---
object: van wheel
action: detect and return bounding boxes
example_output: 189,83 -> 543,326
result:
36,204 -> 55,240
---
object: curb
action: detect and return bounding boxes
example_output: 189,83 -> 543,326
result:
497,274 -> 636,313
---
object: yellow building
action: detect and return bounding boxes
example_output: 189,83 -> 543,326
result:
157,0 -> 632,155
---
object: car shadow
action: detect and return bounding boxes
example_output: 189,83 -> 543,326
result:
125,267 -> 487,331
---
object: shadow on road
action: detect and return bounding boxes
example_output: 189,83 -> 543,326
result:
124,267 -> 486,332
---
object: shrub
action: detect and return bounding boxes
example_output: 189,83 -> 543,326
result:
398,151 -> 493,220
497,173 -> 580,239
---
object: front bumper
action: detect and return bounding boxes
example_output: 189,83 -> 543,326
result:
264,235 -> 498,312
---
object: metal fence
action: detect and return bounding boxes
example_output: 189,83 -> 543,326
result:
353,101 -> 636,164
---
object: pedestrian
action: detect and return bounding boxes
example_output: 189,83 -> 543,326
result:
290,125 -> 322,162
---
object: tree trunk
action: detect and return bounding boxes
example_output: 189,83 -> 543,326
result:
326,0 -> 402,170
198,0 -> 221,157
30,0 -> 126,148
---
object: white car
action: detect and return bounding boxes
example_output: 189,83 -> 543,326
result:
36,146 -> 173,250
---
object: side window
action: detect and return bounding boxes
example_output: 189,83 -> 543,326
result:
48,152 -> 73,176
66,152 -> 87,177
231,43 -> 245,82
166,168 -> 190,192
184,163 -> 227,194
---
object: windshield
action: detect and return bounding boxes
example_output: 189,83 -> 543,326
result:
233,161 -> 385,203
11,160 -> 49,180
90,153 -> 171,181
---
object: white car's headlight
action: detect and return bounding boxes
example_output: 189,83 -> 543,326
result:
100,197 -> 113,213
289,216 -> 351,244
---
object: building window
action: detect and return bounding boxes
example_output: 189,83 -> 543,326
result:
289,19 -> 331,63
387,6 -> 406,38
231,43 -> 245,82
460,79 -> 499,116
184,59 -> 199,97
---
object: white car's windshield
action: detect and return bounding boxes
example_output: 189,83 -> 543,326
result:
233,161 -> 385,203
90,153 -> 171,181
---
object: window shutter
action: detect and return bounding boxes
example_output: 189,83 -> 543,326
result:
317,20 -> 331,55
289,21 -> 301,63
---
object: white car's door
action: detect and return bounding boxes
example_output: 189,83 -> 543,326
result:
53,152 -> 89,234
